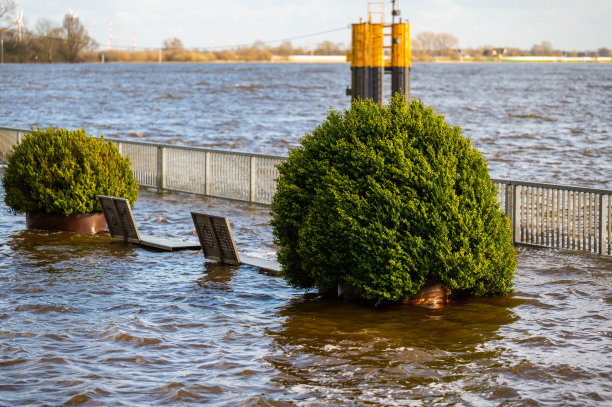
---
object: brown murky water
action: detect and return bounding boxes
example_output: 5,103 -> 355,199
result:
1,187 -> 611,406
1,63 -> 611,405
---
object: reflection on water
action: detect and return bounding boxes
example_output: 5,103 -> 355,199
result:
6,229 -> 137,264
267,296 -> 520,404
196,262 -> 240,291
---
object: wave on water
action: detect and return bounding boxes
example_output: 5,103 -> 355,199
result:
145,215 -> 170,223
127,132 -> 146,138
508,113 -> 554,121
153,93 -> 181,99
228,83 -> 263,91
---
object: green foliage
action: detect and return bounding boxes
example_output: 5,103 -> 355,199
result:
270,95 -> 516,303
2,127 -> 138,215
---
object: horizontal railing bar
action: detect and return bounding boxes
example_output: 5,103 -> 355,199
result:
491,178 -> 612,196
514,242 -> 592,252
0,126 -> 28,132
142,186 -> 271,207
0,127 -> 287,161
107,137 -> 288,161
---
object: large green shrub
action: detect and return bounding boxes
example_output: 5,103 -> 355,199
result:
2,127 -> 138,215
271,95 -> 516,303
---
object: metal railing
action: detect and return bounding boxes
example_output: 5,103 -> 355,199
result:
111,138 -> 284,205
0,127 -> 26,163
0,127 -> 285,205
493,179 -> 611,256
1,126 -> 610,256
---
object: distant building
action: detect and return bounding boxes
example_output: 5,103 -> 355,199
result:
482,48 -> 507,57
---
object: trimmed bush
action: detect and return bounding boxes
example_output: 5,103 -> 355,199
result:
270,95 -> 516,304
2,127 -> 138,215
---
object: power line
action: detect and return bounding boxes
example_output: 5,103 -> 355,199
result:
111,25 -> 351,51
242,26 -> 350,48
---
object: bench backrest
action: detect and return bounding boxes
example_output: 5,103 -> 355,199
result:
98,195 -> 141,243
191,212 -> 240,265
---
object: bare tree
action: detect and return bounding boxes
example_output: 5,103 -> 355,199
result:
252,39 -> 266,49
413,32 -> 458,59
0,0 -> 16,24
434,33 -> 458,55
314,40 -> 346,55
415,32 -> 436,54
163,37 -> 184,50
61,13 -> 96,62
275,40 -> 293,56
531,41 -> 553,56
35,18 -> 62,62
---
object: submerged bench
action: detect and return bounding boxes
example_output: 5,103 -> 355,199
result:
98,195 -> 201,251
191,212 -> 281,274
97,195 -> 280,271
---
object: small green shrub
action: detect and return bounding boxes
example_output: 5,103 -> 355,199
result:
2,127 -> 138,215
270,95 -> 516,303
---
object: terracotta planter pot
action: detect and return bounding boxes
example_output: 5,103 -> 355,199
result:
317,285 -> 338,297
402,280 -> 452,309
337,281 -> 364,302
338,280 -> 457,309
26,212 -> 107,234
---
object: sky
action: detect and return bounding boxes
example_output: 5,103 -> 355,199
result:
13,0 -> 612,51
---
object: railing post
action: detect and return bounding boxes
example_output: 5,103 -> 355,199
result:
505,183 -> 513,244
504,182 -> 511,219
512,184 -> 521,245
205,151 -> 211,196
599,194 -> 610,255
249,155 -> 257,204
156,145 -> 165,193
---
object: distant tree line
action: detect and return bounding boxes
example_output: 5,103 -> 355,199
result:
87,38 -> 347,63
0,2 -> 348,64
411,33 -> 611,61
0,1 -> 608,64
1,6 -> 98,63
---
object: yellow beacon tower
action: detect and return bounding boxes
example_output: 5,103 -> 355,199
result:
348,1 -> 410,105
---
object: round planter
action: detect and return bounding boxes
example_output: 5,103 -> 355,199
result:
317,285 -> 338,297
26,212 -> 107,234
338,280 -> 457,308
402,280 -> 452,309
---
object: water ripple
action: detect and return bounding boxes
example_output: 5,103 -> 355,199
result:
1,64 -> 611,405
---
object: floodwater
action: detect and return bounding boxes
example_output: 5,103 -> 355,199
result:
1,62 -> 611,405
1,62 -> 610,188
